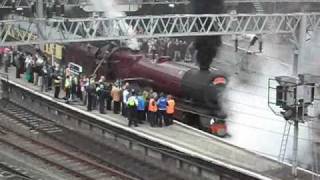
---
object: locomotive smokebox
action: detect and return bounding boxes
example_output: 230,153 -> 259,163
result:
181,69 -> 226,116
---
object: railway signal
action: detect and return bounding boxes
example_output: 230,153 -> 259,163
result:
268,74 -> 316,176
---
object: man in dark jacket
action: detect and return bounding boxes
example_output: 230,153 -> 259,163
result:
53,75 -> 61,99
106,83 -> 113,111
14,51 -> 24,78
86,78 -> 96,111
41,62 -> 49,92
97,83 -> 107,114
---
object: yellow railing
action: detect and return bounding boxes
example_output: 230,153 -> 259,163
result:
6,26 -> 38,41
44,43 -> 64,60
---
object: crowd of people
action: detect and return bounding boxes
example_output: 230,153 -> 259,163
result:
139,38 -> 196,63
120,83 -> 175,127
0,47 -> 176,128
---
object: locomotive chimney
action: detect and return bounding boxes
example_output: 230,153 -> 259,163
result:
192,0 -> 224,71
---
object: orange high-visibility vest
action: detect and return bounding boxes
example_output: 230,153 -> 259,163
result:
148,98 -> 158,112
166,99 -> 175,114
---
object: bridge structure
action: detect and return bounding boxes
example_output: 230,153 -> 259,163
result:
0,0 -> 190,9
0,13 -> 319,46
226,0 -> 320,2
1,0 -> 320,9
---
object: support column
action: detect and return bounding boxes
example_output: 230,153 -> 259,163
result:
292,14 -> 307,76
292,120 -> 299,176
293,50 -> 299,76
37,0 -> 44,19
290,14 -> 307,177
36,0 -> 45,51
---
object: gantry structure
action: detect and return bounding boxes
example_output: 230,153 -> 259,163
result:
226,0 -> 320,2
2,0 -> 320,9
0,0 -> 190,8
0,13 -> 319,46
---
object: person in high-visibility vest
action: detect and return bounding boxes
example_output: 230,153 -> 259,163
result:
64,75 -> 72,102
127,90 -> 138,127
166,95 -> 175,126
157,92 -> 167,127
148,95 -> 158,127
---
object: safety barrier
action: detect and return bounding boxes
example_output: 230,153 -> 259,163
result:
0,72 -> 9,99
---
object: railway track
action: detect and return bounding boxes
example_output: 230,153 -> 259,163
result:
0,102 -> 62,134
0,104 -> 140,180
0,129 -> 137,180
0,161 -> 32,180
0,100 -> 183,180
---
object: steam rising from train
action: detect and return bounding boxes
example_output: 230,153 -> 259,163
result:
192,0 -> 224,70
89,0 -> 140,50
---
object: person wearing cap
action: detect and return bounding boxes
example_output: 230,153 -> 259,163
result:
127,89 -> 138,127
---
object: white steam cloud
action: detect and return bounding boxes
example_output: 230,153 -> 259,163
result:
89,0 -> 140,50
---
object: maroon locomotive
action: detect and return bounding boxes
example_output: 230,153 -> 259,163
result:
63,43 -> 228,136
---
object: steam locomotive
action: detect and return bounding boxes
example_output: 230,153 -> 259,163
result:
60,43 -> 228,136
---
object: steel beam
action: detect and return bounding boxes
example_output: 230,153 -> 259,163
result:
1,0 -> 320,9
226,0 -> 320,2
0,0 -> 190,8
0,13 -> 320,46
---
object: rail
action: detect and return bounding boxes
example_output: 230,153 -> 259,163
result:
0,118 -> 140,180
0,102 -> 141,180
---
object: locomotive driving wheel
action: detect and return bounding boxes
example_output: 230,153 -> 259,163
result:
181,112 -> 192,124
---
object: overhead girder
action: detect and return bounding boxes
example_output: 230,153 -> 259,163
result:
0,13 -> 319,46
226,0 -> 320,2
1,0 -> 320,9
0,0 -> 190,9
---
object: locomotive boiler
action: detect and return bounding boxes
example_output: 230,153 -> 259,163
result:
109,47 -> 226,114
107,47 -> 228,135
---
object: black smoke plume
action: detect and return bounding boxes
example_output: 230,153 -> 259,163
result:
192,0 -> 224,71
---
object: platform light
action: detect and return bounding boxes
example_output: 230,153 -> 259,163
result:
168,3 -> 175,8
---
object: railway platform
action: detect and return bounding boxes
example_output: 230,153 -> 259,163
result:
0,67 -> 317,180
